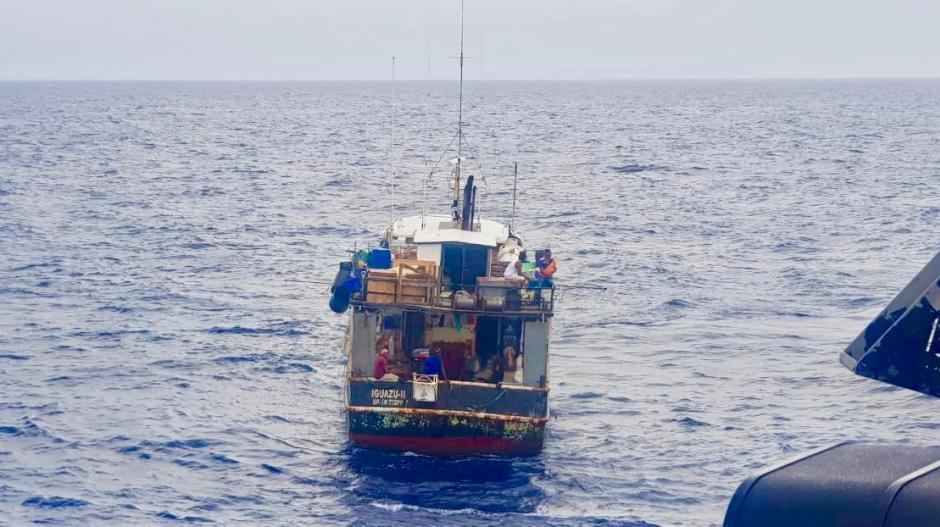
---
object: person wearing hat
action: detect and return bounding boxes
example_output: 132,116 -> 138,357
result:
374,347 -> 398,381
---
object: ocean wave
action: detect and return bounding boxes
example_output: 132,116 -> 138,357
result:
608,163 -> 669,174
22,496 -> 90,509
206,324 -> 309,337
3,79 -> 940,527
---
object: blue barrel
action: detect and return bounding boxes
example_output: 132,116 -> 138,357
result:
368,248 -> 392,269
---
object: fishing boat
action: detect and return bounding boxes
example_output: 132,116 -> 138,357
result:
328,4 -> 556,456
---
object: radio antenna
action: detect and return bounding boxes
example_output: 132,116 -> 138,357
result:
457,0 -> 465,161
389,56 -> 397,228
510,162 -> 518,231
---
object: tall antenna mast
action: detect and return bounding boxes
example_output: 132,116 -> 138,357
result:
457,0 -> 465,159
389,56 -> 397,227
452,0 -> 465,221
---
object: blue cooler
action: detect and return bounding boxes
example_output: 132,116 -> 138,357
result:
368,248 -> 392,269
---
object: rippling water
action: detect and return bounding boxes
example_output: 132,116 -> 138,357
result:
2,80 -> 940,526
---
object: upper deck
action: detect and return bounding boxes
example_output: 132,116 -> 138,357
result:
351,215 -> 555,316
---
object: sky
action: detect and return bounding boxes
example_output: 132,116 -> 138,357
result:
1,0 -> 939,80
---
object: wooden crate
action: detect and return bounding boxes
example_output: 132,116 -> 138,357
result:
366,266 -> 438,305
366,270 -> 399,304
397,259 -> 438,278
401,278 -> 436,305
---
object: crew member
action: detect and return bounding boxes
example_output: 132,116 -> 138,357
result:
503,250 -> 530,287
374,347 -> 397,381
424,347 -> 447,379
534,249 -> 557,287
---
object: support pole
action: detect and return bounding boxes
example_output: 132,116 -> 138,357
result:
510,162 -> 518,230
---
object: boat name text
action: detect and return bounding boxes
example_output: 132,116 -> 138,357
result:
371,388 -> 406,407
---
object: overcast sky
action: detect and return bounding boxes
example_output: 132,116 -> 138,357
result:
2,0 -> 939,80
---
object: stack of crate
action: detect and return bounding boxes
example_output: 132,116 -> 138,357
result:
365,259 -> 438,305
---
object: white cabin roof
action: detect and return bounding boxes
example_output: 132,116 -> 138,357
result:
387,215 -> 512,247
413,229 -> 497,247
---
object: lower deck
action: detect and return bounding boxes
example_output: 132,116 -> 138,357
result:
346,305 -> 551,388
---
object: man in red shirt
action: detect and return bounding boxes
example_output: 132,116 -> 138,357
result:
374,347 -> 391,380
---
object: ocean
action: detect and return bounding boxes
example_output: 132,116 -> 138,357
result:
1,79 -> 939,526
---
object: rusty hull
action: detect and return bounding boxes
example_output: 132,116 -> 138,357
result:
346,378 -> 549,455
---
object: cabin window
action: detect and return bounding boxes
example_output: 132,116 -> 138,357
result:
441,244 -> 489,292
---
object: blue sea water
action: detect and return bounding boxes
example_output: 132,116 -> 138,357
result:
1,79 -> 940,526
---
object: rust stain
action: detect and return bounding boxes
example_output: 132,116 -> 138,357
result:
351,410 -> 541,440
347,405 -> 548,425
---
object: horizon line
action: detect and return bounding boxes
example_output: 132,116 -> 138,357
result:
2,76 -> 939,83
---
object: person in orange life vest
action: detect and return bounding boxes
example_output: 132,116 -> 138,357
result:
539,249 -> 557,279
533,249 -> 557,287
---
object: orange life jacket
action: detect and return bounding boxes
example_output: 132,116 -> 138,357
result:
541,259 -> 557,278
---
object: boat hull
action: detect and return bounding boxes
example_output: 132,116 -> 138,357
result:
346,379 -> 548,455
348,407 -> 545,455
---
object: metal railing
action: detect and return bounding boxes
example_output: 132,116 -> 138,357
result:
356,273 -> 555,313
